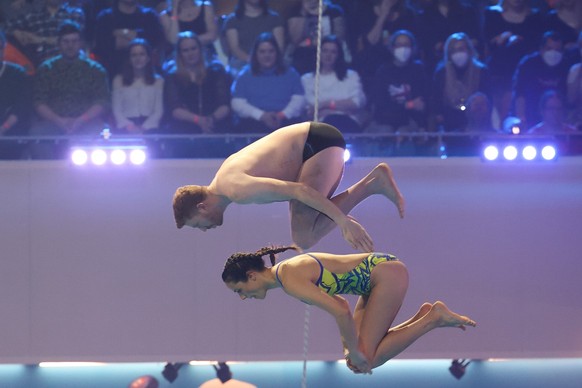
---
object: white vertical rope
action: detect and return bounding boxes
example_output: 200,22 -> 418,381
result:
302,3 -> 324,388
301,304 -> 311,388
312,0 -> 324,123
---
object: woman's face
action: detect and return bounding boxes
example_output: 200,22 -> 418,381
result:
256,41 -> 277,70
179,37 -> 202,67
320,42 -> 339,69
225,277 -> 267,300
129,44 -> 150,71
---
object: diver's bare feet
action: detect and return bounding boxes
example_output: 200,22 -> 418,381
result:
366,163 -> 405,218
429,301 -> 477,331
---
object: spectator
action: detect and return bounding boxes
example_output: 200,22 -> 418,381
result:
301,35 -> 366,133
5,0 -> 84,65
0,30 -> 31,159
287,0 -> 346,75
512,31 -> 571,130
112,38 -> 163,133
93,0 -> 163,78
528,89 -> 577,134
159,0 -> 218,58
231,32 -> 304,133
31,21 -> 109,159
543,0 -> 581,51
483,0 -> 544,128
352,0 -> 418,98
566,31 -> 582,129
415,0 -> 482,73
163,32 -> 231,156
432,32 -> 491,132
370,29 -> 429,133
223,0 -> 284,78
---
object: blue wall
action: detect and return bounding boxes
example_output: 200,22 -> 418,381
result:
1,359 -> 582,388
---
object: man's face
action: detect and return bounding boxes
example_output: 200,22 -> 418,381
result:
59,33 -> 82,60
183,205 -> 223,231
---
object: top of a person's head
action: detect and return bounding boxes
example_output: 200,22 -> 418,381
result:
389,29 -> 416,50
250,32 -> 286,75
235,0 -> 269,18
540,30 -> 564,48
173,185 -> 207,229
221,246 -> 297,283
58,20 -> 82,40
539,89 -> 564,112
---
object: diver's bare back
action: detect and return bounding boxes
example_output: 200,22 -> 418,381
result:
217,122 -> 311,183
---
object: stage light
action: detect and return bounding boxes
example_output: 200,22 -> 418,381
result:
91,149 -> 107,165
503,145 -> 518,161
110,149 -> 127,165
522,145 -> 537,160
483,145 -> 499,161
130,149 -> 147,165
161,362 -> 186,383
541,145 -> 556,160
449,359 -> 470,380
343,148 -> 351,162
214,362 -> 232,383
71,149 -> 88,165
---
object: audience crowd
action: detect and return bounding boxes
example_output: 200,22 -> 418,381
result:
0,0 -> 581,159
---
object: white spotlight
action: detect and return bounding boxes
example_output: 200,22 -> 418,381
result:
110,149 -> 127,165
503,145 -> 518,161
71,149 -> 88,165
483,145 -> 499,161
522,145 -> 537,161
343,148 -> 351,163
91,149 -> 107,165
129,149 -> 146,165
541,145 -> 556,161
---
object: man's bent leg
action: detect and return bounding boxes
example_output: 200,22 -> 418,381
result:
290,155 -> 405,249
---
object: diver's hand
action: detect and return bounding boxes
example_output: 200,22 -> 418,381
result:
339,215 -> 374,252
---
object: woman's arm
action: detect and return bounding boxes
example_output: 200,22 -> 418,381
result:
282,274 -> 371,373
198,2 -> 218,46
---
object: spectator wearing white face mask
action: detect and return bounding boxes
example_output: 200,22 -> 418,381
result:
369,29 -> 429,134
431,32 -> 491,132
511,30 -> 574,130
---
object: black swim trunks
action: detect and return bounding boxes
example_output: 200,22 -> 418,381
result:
302,122 -> 346,162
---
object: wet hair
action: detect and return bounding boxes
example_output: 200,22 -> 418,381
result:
222,245 -> 298,283
172,185 -> 208,228
249,32 -> 286,75
320,35 -> 347,80
122,38 -> 156,86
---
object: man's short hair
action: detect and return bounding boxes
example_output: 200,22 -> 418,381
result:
172,185 -> 207,228
58,20 -> 82,40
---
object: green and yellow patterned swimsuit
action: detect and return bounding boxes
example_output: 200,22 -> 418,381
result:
276,253 -> 398,296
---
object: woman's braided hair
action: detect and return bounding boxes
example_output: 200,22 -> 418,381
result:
222,245 -> 298,283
